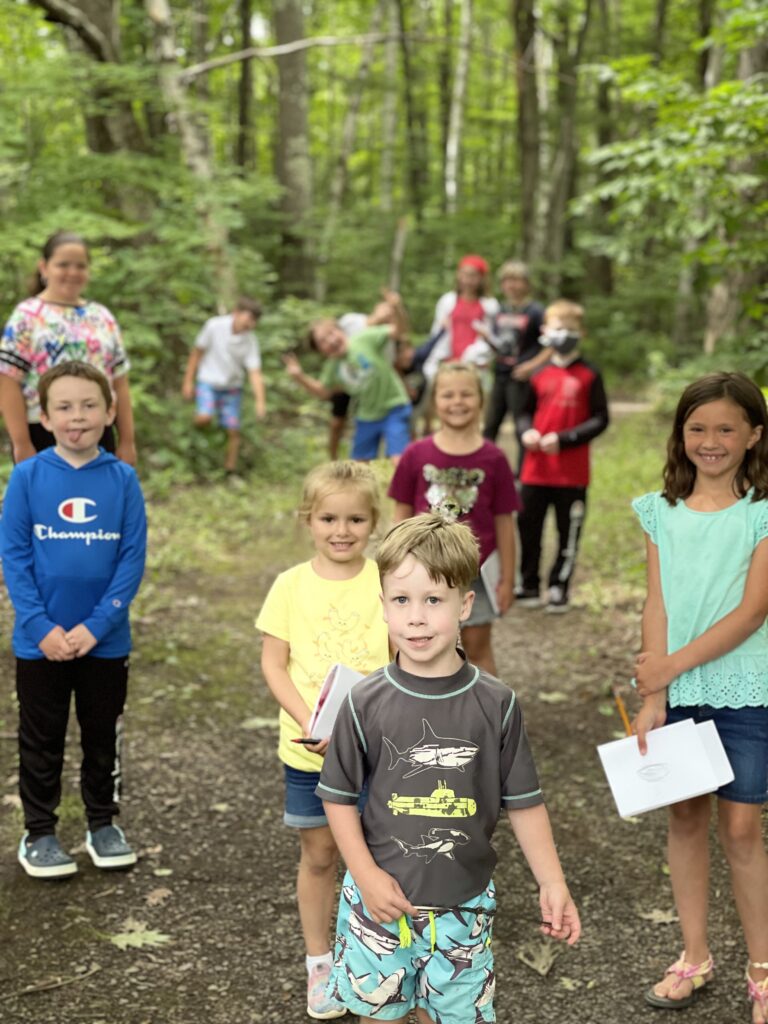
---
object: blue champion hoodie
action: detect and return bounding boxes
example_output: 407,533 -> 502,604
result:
0,447 -> 147,659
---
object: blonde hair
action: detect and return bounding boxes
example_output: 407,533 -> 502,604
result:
544,299 -> 585,333
498,260 -> 530,283
376,513 -> 479,590
432,362 -> 484,411
298,461 -> 381,528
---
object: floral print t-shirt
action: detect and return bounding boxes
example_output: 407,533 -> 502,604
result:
0,298 -> 130,423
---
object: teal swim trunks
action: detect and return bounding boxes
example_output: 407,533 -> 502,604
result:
328,871 -> 497,1022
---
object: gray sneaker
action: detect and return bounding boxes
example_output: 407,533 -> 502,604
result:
86,825 -> 137,869
18,833 -> 77,879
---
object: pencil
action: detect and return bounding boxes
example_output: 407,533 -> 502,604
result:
612,686 -> 633,737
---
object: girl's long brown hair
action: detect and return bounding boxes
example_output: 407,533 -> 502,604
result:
662,372 -> 768,504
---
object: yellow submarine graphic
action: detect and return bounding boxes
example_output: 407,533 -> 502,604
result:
387,780 -> 477,818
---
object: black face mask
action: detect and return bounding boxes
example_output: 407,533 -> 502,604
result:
542,327 -> 580,356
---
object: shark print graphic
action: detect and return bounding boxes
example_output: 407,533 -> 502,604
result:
391,827 -> 470,864
383,720 -> 479,779
417,970 -> 444,1001
475,967 -> 495,1008
348,904 -> 401,959
442,936 -> 487,979
344,965 -> 407,1013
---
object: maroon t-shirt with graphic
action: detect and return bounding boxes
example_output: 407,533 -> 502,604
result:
388,437 -> 520,563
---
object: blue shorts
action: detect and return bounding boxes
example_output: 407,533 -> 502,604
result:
351,405 -> 411,460
284,767 -> 367,828
195,382 -> 242,429
666,704 -> 768,804
463,574 -> 498,628
328,871 -> 496,1022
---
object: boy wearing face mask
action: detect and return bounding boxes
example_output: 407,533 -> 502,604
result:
515,300 -> 609,613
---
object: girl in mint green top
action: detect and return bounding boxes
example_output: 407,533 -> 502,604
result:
631,372 -> 768,1022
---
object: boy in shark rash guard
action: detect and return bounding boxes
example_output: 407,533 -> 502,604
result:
318,514 -> 580,1023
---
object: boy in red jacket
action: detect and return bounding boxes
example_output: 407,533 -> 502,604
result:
515,300 -> 609,613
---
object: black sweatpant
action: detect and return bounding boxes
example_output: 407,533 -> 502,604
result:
17,655 -> 129,839
483,375 -> 528,473
518,484 -> 588,597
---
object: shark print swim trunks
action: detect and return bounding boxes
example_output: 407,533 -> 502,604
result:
327,870 -> 497,1022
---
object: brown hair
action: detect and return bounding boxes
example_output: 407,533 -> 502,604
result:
376,513 -> 479,591
298,461 -> 382,528
34,231 -> 89,293
234,296 -> 262,319
38,361 -> 113,414
662,372 -> 768,504
307,317 -> 337,352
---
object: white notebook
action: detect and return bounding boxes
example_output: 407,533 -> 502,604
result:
308,664 -> 365,740
597,718 -> 734,818
479,550 -> 501,617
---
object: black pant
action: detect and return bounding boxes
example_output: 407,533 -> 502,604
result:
518,485 -> 588,596
483,375 -> 528,473
483,375 -> 527,441
17,656 -> 129,838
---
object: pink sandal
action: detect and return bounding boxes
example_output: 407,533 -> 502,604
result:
747,961 -> 768,1023
644,953 -> 715,1009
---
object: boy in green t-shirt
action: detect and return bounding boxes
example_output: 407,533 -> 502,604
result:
283,320 -> 411,462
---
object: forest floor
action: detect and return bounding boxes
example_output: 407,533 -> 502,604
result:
0,412 -> 762,1024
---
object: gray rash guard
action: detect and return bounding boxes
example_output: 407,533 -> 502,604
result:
317,657 -> 544,907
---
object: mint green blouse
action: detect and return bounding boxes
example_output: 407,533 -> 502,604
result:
632,491 -> 768,709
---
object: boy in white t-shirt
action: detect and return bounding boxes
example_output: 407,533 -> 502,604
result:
182,297 -> 266,474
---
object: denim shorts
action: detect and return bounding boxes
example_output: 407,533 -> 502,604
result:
284,766 -> 367,828
351,405 -> 412,460
665,703 -> 768,804
463,574 -> 497,628
195,382 -> 242,429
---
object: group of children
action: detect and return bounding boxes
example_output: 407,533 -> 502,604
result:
1,261 -> 767,1023
252,369 -> 768,1023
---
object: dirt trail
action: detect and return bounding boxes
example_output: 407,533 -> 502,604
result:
0,469 -> 755,1024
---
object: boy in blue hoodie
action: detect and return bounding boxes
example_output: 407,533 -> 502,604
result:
1,361 -> 147,878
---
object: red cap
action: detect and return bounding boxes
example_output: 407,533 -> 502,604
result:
458,254 -> 489,275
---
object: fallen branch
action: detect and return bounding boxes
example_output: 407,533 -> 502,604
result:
0,964 -> 101,1001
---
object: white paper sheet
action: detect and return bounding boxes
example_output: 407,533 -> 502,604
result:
597,719 -> 734,818
308,664 -> 365,740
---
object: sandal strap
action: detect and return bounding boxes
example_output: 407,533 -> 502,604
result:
747,972 -> 768,1013
749,962 -> 768,970
666,954 -> 715,993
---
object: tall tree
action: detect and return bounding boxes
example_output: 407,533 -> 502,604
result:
512,0 -> 540,263
273,0 -> 313,295
444,0 -> 472,216
236,0 -> 254,170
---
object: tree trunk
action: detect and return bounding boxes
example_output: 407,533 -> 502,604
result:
590,0 -> 614,295
273,0 -> 313,295
314,0 -> 387,301
236,0 -> 254,170
145,0 -> 235,306
380,0 -> 398,213
541,0 -> 593,292
702,40 -> 767,352
444,0 -> 472,216
31,0 -> 146,156
512,0 -> 540,263
395,0 -> 429,223
437,0 -> 454,211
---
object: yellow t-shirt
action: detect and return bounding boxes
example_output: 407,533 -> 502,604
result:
256,558 -> 390,771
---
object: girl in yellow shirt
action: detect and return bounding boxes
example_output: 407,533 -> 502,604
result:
256,461 -> 389,1020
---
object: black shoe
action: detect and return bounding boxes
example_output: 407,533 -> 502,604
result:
544,585 -> 569,614
514,588 -> 541,609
